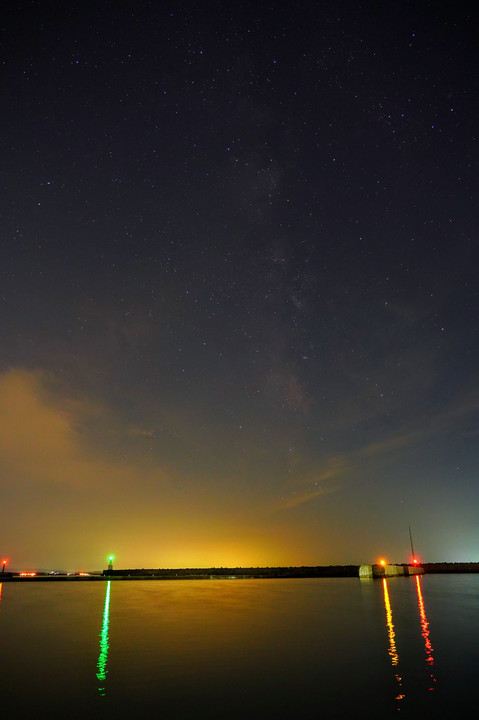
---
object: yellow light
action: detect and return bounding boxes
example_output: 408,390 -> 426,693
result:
379,559 -> 386,566
382,578 -> 404,704
382,579 -> 398,666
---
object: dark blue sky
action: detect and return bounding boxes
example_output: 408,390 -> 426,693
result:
1,1 -> 478,569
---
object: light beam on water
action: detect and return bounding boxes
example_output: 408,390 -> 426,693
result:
415,575 -> 437,691
382,578 -> 405,704
96,581 -> 111,696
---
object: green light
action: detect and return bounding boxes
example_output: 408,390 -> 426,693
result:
96,581 -> 111,696
108,555 -> 114,562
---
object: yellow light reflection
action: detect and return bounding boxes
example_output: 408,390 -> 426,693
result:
415,575 -> 437,691
382,579 -> 405,703
0,583 -> 2,600
96,581 -> 111,696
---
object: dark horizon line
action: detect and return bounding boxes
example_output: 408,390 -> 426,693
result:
2,561 -> 479,581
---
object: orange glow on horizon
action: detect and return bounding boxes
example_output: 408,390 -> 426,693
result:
19,572 -> 36,577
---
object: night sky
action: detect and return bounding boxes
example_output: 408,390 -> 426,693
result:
2,1 -> 479,570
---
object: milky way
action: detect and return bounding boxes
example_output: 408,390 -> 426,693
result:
1,2 -> 478,569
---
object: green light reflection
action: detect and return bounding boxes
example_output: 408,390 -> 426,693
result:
96,580 -> 111,696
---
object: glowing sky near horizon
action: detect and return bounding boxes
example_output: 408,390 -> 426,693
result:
1,2 -> 479,570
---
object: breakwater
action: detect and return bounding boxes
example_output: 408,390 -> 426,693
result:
2,562 -> 479,581
1,566 -> 358,581
421,562 -> 479,573
103,565 -> 359,579
359,564 -> 424,578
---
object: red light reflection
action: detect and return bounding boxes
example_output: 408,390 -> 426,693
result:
415,575 -> 437,691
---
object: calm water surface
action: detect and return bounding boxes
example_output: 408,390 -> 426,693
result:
1,574 -> 477,718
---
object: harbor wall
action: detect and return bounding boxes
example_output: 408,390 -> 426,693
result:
359,564 -> 424,578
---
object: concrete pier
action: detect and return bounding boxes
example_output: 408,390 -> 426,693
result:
359,564 -> 424,578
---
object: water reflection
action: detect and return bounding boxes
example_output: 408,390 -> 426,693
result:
96,581 -> 111,696
382,579 -> 405,704
382,575 -> 439,710
415,575 -> 437,691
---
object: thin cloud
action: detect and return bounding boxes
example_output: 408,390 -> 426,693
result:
0,367 -> 164,491
357,431 -> 421,459
128,426 -> 156,438
272,390 -> 479,513
359,393 -> 479,461
271,463 -> 344,513
274,484 -> 340,512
